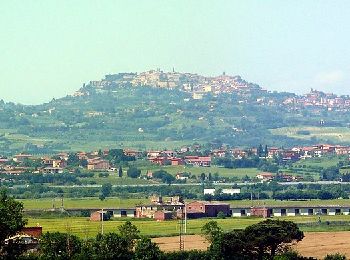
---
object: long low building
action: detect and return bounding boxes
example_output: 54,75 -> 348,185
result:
46,204 -> 350,219
231,205 -> 350,217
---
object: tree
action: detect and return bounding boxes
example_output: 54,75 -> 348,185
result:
127,167 -> 141,178
244,219 -> 304,259
134,237 -> 162,260
118,221 -> 140,249
67,153 -> 80,166
0,190 -> 27,254
200,173 -> 206,182
208,172 -> 212,182
201,220 -> 223,243
153,170 -> 175,184
257,144 -> 264,157
118,166 -> 123,178
92,233 -> 131,259
101,183 -> 112,198
40,232 -> 81,259
207,219 -> 304,260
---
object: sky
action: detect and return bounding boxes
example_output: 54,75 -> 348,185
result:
1,0 -> 350,104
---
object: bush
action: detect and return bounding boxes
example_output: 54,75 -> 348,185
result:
324,253 -> 347,260
127,167 -> 141,178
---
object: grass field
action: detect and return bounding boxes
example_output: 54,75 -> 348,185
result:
79,173 -> 154,185
19,197 -> 350,210
293,155 -> 344,168
26,215 -> 350,238
142,165 -> 260,178
270,126 -> 350,143
19,197 -> 150,210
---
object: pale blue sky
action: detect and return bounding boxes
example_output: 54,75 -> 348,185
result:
1,0 -> 350,104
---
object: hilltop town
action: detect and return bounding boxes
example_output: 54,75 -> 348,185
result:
74,69 -> 350,111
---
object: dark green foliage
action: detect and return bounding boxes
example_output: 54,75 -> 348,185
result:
118,166 -> 123,177
0,190 -> 27,254
101,183 -> 112,198
92,233 -> 132,260
201,220 -> 223,243
321,167 -> 340,181
40,232 -> 81,259
107,149 -> 135,164
117,221 -> 140,249
134,237 -> 162,260
163,250 -> 209,260
153,170 -> 175,184
207,219 -> 304,260
324,253 -> 347,260
127,167 -> 141,178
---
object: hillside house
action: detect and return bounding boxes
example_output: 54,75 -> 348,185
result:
184,156 -> 211,167
87,159 -> 110,170
13,154 -> 33,162
256,172 -> 274,181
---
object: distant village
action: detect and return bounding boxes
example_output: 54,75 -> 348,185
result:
1,143 -> 350,183
74,69 -> 350,110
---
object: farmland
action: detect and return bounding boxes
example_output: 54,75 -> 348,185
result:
270,126 -> 350,143
26,215 -> 350,238
140,165 -> 260,178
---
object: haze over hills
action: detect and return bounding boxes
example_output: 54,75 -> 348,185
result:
1,69 -> 350,155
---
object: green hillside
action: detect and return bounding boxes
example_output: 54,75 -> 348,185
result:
1,85 -> 350,154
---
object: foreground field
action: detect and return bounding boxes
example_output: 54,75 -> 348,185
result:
20,197 -> 350,210
154,232 -> 350,258
26,215 -> 350,238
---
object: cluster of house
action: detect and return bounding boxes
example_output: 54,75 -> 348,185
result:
143,143 -> 350,168
76,70 -> 263,99
1,142 -> 349,176
283,88 -> 350,110
0,151 -> 112,175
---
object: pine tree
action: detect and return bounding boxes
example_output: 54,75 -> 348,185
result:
118,166 -> 123,177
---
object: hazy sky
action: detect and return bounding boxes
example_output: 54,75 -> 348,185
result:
1,0 -> 350,104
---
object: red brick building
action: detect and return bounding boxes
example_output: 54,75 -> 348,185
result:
250,207 -> 271,218
154,211 -> 174,221
90,210 -> 110,221
184,201 -> 230,218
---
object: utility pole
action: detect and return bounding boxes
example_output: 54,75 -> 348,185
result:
101,208 -> 104,235
184,203 -> 187,234
179,205 -> 185,251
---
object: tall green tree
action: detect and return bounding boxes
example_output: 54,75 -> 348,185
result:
118,221 -> 140,250
134,237 -> 162,260
0,190 -> 27,253
244,219 -> 304,259
118,166 -> 123,177
40,232 -> 82,259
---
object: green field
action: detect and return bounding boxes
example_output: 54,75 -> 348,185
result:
26,215 -> 350,238
79,173 -> 154,185
270,126 -> 350,143
19,197 -> 350,210
293,156 -> 344,168
141,165 -> 260,178
20,197 -> 150,210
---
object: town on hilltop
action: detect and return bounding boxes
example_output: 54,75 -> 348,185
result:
73,69 -> 350,110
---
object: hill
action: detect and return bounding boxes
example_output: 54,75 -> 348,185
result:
1,70 -> 350,154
